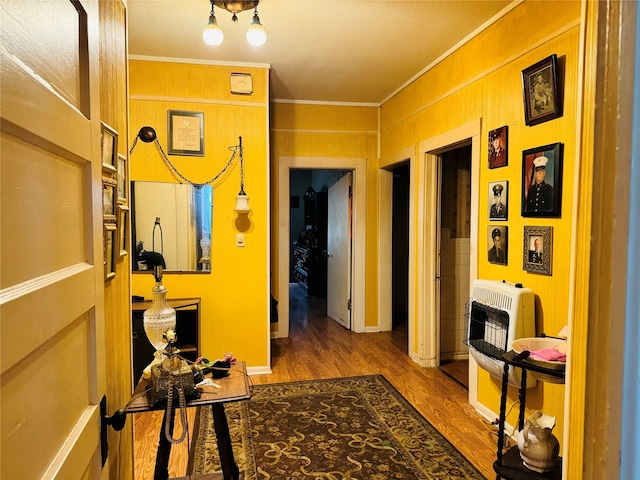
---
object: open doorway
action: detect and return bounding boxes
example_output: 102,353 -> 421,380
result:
438,145 -> 472,388
392,163 -> 410,351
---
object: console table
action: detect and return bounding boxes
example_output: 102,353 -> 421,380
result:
125,361 -> 251,480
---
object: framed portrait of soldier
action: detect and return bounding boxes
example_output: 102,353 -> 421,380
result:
488,126 -> 508,169
523,226 -> 552,275
488,181 -> 508,221
521,142 -> 563,217
487,225 -> 508,266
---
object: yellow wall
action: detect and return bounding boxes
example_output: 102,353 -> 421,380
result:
379,1 -> 582,451
270,103 -> 379,326
129,60 -> 270,367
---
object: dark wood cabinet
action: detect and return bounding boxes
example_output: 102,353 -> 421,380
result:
131,297 -> 200,382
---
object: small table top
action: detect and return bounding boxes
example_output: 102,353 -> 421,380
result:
124,361 -> 250,414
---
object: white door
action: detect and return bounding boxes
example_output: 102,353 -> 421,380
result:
326,173 -> 352,329
1,1 -> 107,478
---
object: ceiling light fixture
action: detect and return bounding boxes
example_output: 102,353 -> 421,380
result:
203,0 -> 266,47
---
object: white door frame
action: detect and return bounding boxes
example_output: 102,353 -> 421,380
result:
378,120 -> 480,395
277,157 -> 367,339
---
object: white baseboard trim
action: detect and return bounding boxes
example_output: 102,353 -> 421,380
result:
247,366 -> 272,375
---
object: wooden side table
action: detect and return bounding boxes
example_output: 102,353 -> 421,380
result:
125,361 -> 251,480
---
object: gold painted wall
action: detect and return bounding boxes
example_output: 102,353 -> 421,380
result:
129,60 -> 270,368
379,1 -> 582,453
100,2 -> 133,478
270,102 -> 379,326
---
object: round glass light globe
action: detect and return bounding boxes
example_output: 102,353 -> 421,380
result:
246,24 -> 267,46
203,24 -> 224,45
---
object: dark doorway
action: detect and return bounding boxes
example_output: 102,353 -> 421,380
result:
392,163 -> 410,332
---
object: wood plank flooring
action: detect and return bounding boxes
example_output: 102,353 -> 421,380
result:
133,284 -> 502,479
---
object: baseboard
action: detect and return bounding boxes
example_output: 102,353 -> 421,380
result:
247,365 -> 272,375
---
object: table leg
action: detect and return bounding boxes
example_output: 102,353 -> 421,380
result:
211,404 -> 239,480
153,406 -> 175,480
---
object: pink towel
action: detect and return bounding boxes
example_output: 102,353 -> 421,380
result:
529,348 -> 566,363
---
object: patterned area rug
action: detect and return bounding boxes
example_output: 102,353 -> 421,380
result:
190,375 -> 486,479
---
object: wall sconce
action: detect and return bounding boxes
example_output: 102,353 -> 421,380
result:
142,218 -> 176,378
234,136 -> 250,213
203,0 -> 266,47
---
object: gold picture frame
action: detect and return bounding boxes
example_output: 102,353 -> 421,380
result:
104,223 -> 117,281
118,204 -> 129,257
101,121 -> 118,176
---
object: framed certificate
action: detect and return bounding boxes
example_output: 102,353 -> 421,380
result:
168,110 -> 204,156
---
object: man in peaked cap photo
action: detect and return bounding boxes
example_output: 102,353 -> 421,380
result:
488,127 -> 507,169
489,183 -> 507,219
525,155 -> 554,213
488,227 -> 507,264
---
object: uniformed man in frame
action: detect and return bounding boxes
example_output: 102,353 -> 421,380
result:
525,155 -> 554,213
488,227 -> 506,264
489,183 -> 507,219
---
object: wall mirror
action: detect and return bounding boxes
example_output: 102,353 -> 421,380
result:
131,181 -> 213,273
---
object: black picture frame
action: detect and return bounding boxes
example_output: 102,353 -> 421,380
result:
487,225 -> 508,266
521,142 -> 563,217
521,54 -> 562,126
167,110 -> 204,156
488,180 -> 508,221
523,226 -> 552,275
488,126 -> 508,169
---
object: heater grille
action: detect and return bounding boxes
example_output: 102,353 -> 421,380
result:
464,301 -> 510,360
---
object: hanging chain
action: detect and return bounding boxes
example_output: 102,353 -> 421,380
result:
129,134 -> 243,190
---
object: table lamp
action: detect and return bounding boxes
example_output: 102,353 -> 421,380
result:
142,218 -> 177,378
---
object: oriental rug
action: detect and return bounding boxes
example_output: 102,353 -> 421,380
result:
189,375 -> 486,479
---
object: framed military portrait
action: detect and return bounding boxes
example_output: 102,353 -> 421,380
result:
521,142 -> 563,217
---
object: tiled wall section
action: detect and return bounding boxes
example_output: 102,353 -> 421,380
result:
440,229 -> 470,360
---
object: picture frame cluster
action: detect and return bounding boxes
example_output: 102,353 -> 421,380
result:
101,121 -> 129,282
485,54 -> 563,276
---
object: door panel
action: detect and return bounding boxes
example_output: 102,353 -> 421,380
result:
1,0 -> 106,478
326,173 -> 352,329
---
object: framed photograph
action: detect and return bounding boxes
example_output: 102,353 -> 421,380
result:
523,226 -> 552,275
117,153 -> 128,204
104,223 -> 117,281
488,180 -> 508,221
521,54 -> 562,126
487,225 -> 508,265
101,122 -> 118,176
488,126 -> 508,169
522,142 -> 563,217
118,204 -> 129,257
102,177 -> 117,222
168,110 -> 204,156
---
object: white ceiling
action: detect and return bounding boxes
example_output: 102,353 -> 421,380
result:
127,0 -> 515,104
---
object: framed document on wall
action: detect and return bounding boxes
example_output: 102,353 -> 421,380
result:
168,110 -> 204,156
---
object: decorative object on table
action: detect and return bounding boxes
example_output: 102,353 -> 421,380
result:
511,334 -> 567,383
522,54 -> 562,126
142,218 -> 177,378
202,0 -> 267,47
523,225 -> 553,275
190,375 -> 486,479
488,180 -> 508,220
488,126 -> 508,169
199,229 -> 211,271
522,142 -> 563,217
167,110 -> 204,156
516,410 -> 560,473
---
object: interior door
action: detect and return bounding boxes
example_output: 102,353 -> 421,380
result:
1,1 -> 107,478
326,172 -> 352,329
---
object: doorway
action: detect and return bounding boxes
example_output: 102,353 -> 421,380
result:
277,156 -> 367,340
392,163 -> 410,350
438,145 -> 472,388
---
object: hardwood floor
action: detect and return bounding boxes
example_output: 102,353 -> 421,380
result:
133,284 -> 501,479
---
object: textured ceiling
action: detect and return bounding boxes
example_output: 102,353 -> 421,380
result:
128,0 -> 515,104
